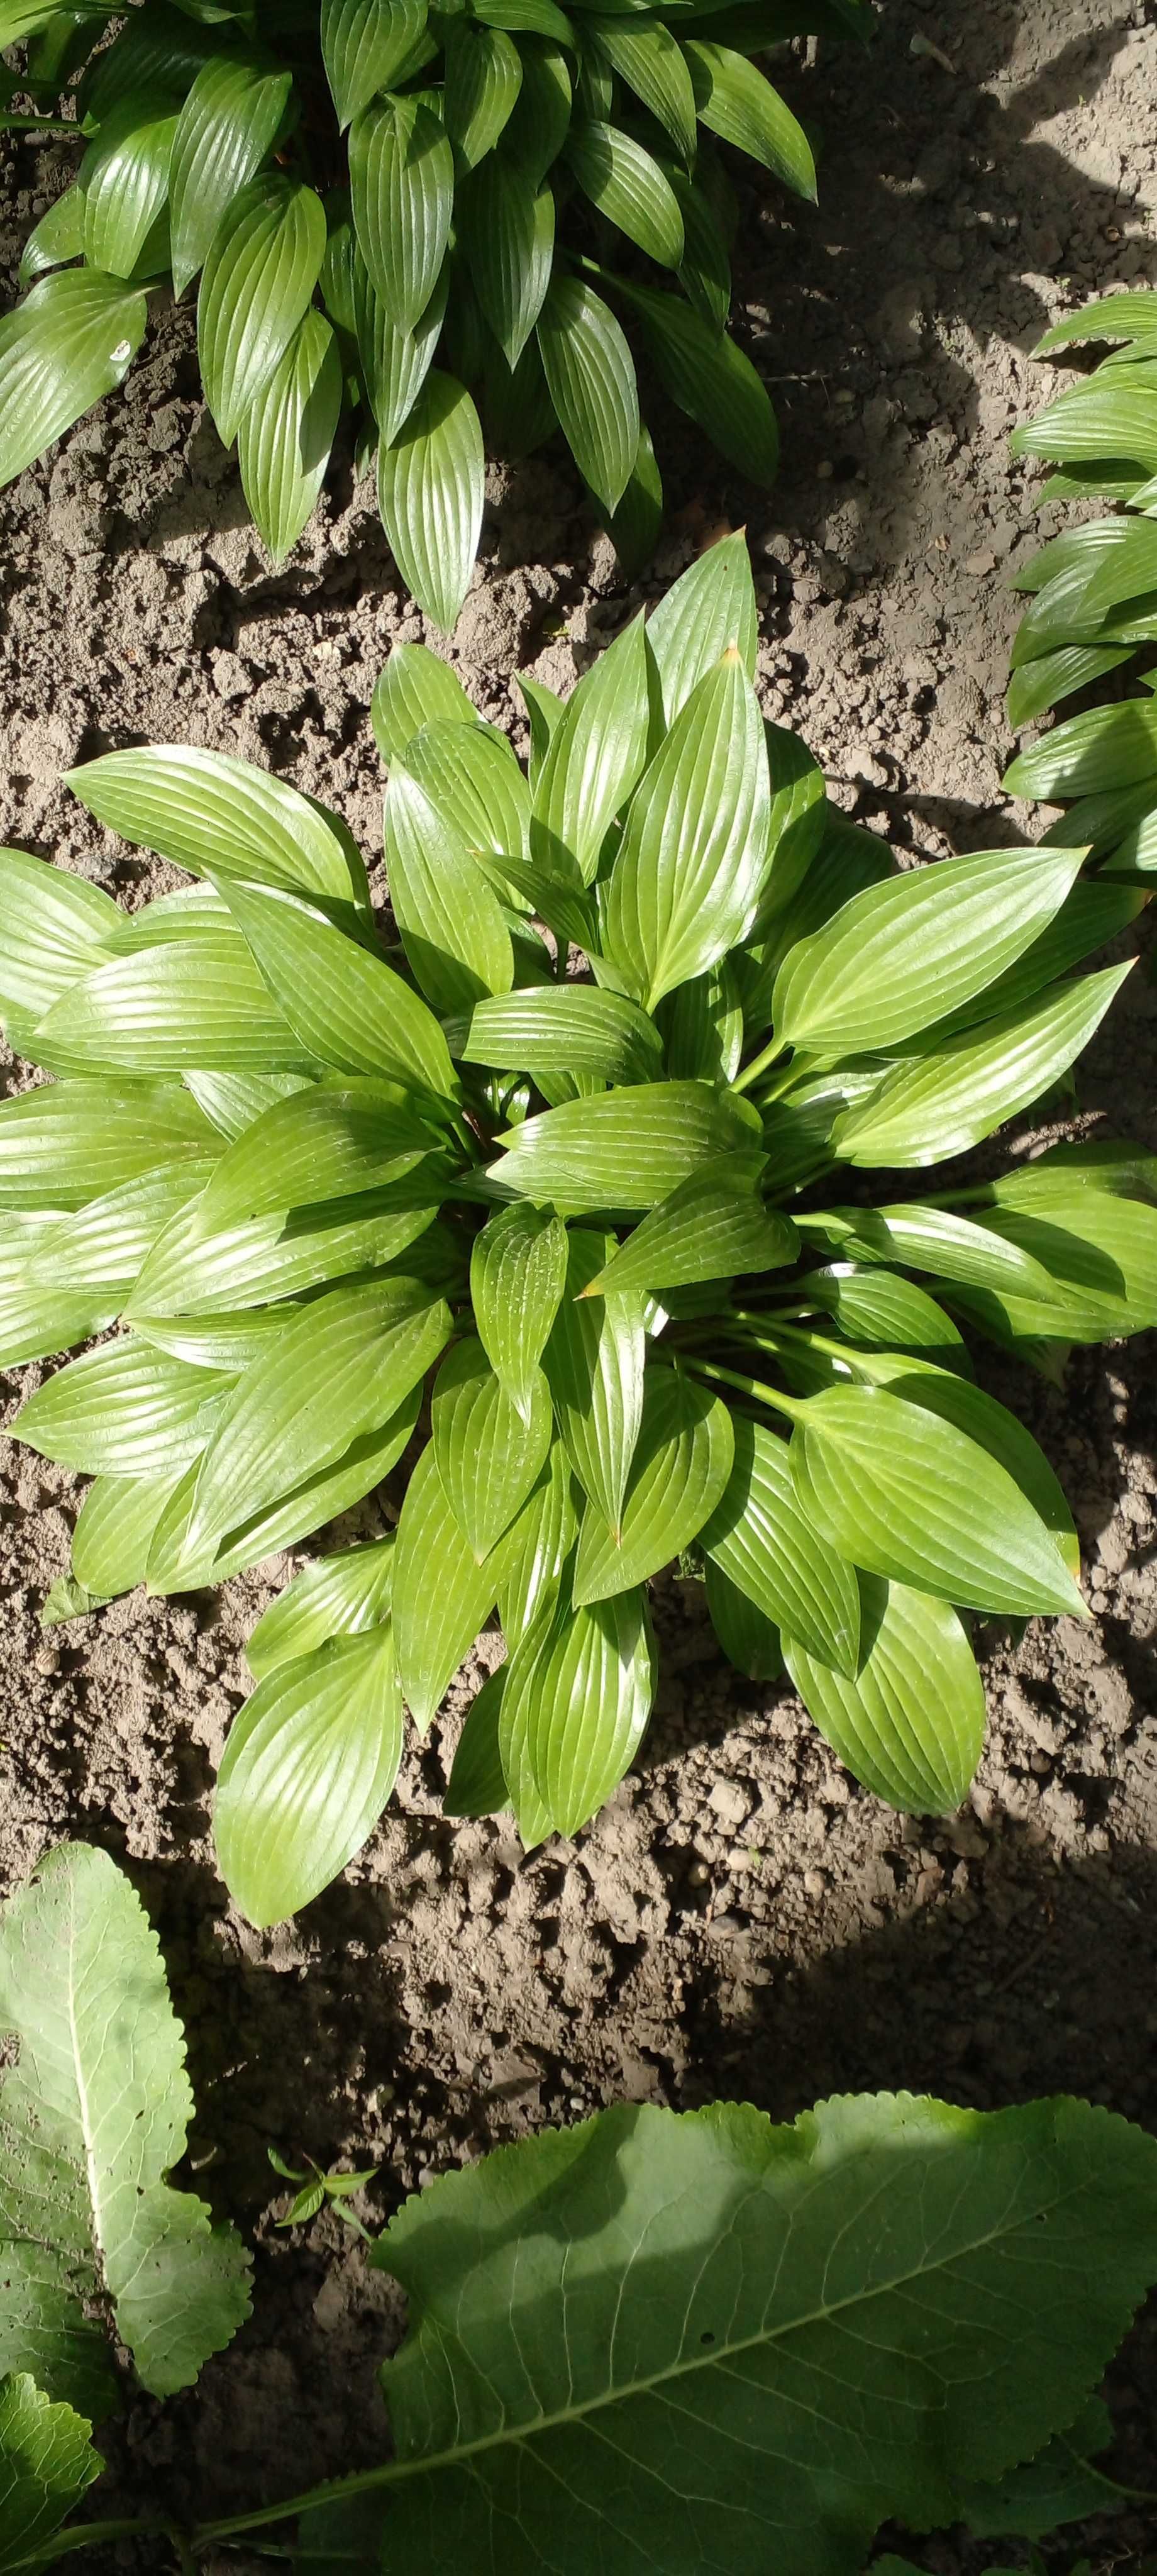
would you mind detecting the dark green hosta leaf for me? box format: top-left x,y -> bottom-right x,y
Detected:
0,270 -> 148,490
604,652 -> 770,1008
0,2376 -> 101,2573
645,530 -> 758,724
601,418 -> 663,575
238,309 -> 343,565
215,1624 -> 404,1924
536,275 -> 639,514
78,92 -> 178,279
33,918 -> 316,1075
499,1578 -> 655,1838
210,871 -> 457,1097
354,253 -> 446,445
615,276 -> 779,487
69,745 -> 372,923
543,1226 -> 645,1533
1004,699 -> 1157,801
700,1411 -> 859,1673
0,847 -> 120,1050
470,1202 -> 569,1419
453,986 -> 662,1084
1006,640 -> 1133,732
126,1190 -> 440,1319
350,95 -> 453,331
0,1842 -> 250,2414
565,119 -> 684,266
572,1367 -> 733,1605
392,1440 -> 501,1728
784,1578 -> 985,1814
587,13 -> 697,160
378,369 -> 485,633
443,1666 -> 508,1818
323,0 -> 427,128
444,19 -> 522,167
495,1441 -> 577,1641
657,959 -> 744,1083
19,187 -> 85,289
169,52 -> 292,296
503,33 -> 572,186
834,965 -> 1131,1168
474,0 -> 573,38
14,1339 -> 230,1477
433,1337 -> 553,1559
773,845 -> 1085,1055
529,609 -> 650,886
197,174 -> 327,445
465,157 -> 554,367
70,1469 -> 187,1599
372,641 -> 477,763
246,1535 -> 394,1677
704,1556 -> 782,1680
383,763 -> 514,1007
195,1082 -> 448,1232
585,1153 -> 795,1295
790,1383 -> 1087,1619
684,40 -> 816,197
0,1077 -> 218,1212
670,159 -> 732,328
497,1078 -> 760,1209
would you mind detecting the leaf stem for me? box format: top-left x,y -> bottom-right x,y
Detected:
682,1355 -> 802,1422
731,1032 -> 787,1096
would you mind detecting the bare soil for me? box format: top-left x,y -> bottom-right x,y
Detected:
1,0 -> 1156,2558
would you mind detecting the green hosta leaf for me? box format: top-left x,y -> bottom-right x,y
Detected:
536,275 -> 639,514
353,252 -> 447,444
807,1200 -> 1064,1302
800,1266 -> 968,1368
0,1179 -> 201,1370
497,1078 -> 760,1209
773,845 -> 1085,1055
198,174 -> 326,445
210,872 -> 457,1098
670,159 -> 731,328
78,92 -> 177,279
372,641 -> 477,763
19,186 -> 85,289
585,1153 -> 795,1295
974,1189 -> 1157,1338
572,1367 -> 733,1604
0,270 -> 148,490
148,1382 -> 422,1594
543,1226 -> 645,1533
503,33 -> 572,186
685,40 -> 815,196
0,1077 -> 218,1213
601,417 -> 663,575
0,2377 -> 101,2573
790,1384 -> 1087,1619
398,716 -> 530,865
182,1275 -> 450,1563
657,959 -> 744,1083
588,13 -> 697,160
350,96 -> 453,331
378,369 -> 485,633
238,308 -> 343,564
130,1308 -> 291,1372
530,609 -> 650,886
444,19 -> 522,168
126,1191 -> 440,1318
433,1336 -> 553,1558
465,158 -> 554,367
69,745 -> 371,921
196,1082 -> 447,1232
215,1625 -> 404,1925
383,764 -> 514,1008
0,848 -> 121,1051
500,1579 -> 655,1838
704,1556 -> 782,1680
246,1536 -> 394,1677
444,1665 -> 509,1817
495,1440 -> 578,1641
616,276 -> 779,486
323,0 -> 427,127
71,1468 -> 186,1599
1009,370 -> 1157,474
604,652 -> 770,1008
33,919 -> 316,1075
645,530 -> 758,723
834,965 -> 1130,1167
566,120 -> 684,265
14,1340 -> 230,1477
453,986 -> 662,1084
169,52 -> 292,296
784,1579 -> 985,1814
824,1365 -> 1081,1584
1004,699 -> 1157,801
0,1842 -> 250,2411
700,1412 -> 860,1673
1006,641 -> 1133,732
470,1202 -> 568,1420
392,1440 -> 501,1727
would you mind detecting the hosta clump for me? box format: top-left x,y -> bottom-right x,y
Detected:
3,535 -> 1156,1927
0,0 -> 870,624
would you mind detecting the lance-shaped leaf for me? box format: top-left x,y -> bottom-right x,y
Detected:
147,1382 -> 422,1595
657,960 -> 744,1084
585,1155 -> 795,1296
588,13 -> 697,160
470,1202 -> 568,1420
398,717 -> 530,864
805,1201 -> 1065,1302
616,275 -> 779,487
33,919 -> 317,1075
355,255 -> 447,445
543,1226 -> 645,1534
700,1411 -> 860,1674
68,745 -> 371,921
645,529 -> 758,725
0,847 -> 120,1052
198,174 -> 326,445
13,1340 -> 230,1478
433,1336 -> 553,1559
566,120 -> 684,267
0,1842 -> 250,2412
0,2377 -> 101,2573
500,1579 -> 656,1838
372,641 -> 477,763
705,1557 -> 783,1681
78,94 -> 178,280
392,1440 -> 501,1728
978,1189 -> 1157,1336
0,270 -> 148,491
246,1536 -> 394,1679
0,1161 -> 216,1368
194,1083 -> 446,1233
530,609 -> 651,886
239,308 -> 343,565
465,158 -> 554,367
800,1267 -> 968,1368
834,965 -> 1131,1168
0,1077 -> 218,1213
790,1384 -> 1087,1619
495,1441 -> 578,1643
684,40 -> 816,197
129,1308 -> 291,1374
503,31 -> 572,186
572,1367 -> 733,1606
71,1469 -> 187,1599
444,1665 -> 509,1818
497,1079 -> 760,1211
444,19 -> 522,167
169,52 -> 293,296
126,1191 -> 440,1319
772,845 -> 1087,1055
537,275 -> 639,514
350,96 -> 453,331
215,1624 -> 404,1926
209,873 -> 457,1098
453,986 -> 662,1085
604,653 -> 770,1009
384,764 -> 514,1009
783,1579 -> 986,1814
323,0 -> 428,128
1005,698 -> 1157,801
378,369 -> 485,635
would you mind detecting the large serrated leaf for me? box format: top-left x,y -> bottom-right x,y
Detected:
197,174 -> 326,445
215,1624 -> 404,1925
0,270 -> 148,491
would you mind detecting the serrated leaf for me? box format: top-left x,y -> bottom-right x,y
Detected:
384,763 -> 514,1007
454,985 -> 663,1084
433,1336 -> 553,1558
323,0 -> 427,127
784,1578 -> 985,1814
392,1440 -> 501,1728
465,157 -> 554,367
0,2376 -> 101,2573
588,13 -> 697,160
70,1468 -> 186,1598
567,119 -> 684,264
530,609 -> 651,886
497,1077 -> 760,1210
572,1367 -> 733,1604
700,1411 -> 860,1673
238,308 -> 343,564
378,368 -> 484,632
543,1225 -> 645,1531
684,40 -> 815,196
246,1536 -> 394,1678
616,274 -> 778,485
500,1579 -> 655,1836
604,652 -> 770,1008
537,274 -> 639,513
0,1843 -> 250,2410
470,1202 -> 569,1419
0,270 -> 148,490
833,965 -> 1131,1167
198,174 -> 326,445
68,745 -> 371,922
209,871 -> 457,1098
215,1624 -> 404,1924
14,1338 -> 230,1477
443,1665 -> 509,1818
645,530 -> 758,723
350,95 -> 453,330
585,1153 -> 795,1295
958,2396 -> 1126,2540
372,641 -> 477,763
169,51 -> 292,296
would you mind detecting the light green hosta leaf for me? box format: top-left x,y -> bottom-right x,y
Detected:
454,987 -> 662,1085
645,531 -> 758,724
1004,699 -> 1157,801
182,1276 -> 450,1565
1033,287 -> 1157,351
433,1338 -> 552,1560
372,641 -> 477,763
1009,370 -> 1157,474
323,0 -> 427,127
544,1226 -> 645,1534
1006,640 -> 1133,731
384,765 -> 514,1009
350,96 -> 453,331
530,609 -> 650,886
834,966 -> 1130,1168
14,1340 -> 230,1478
790,1383 -> 1087,1619
71,1470 -> 185,1599
805,1200 -> 1064,1302
566,120 -> 684,265
801,1267 -> 968,1367
616,275 -> 779,487
78,92 -> 177,280
500,1579 -> 655,1838
465,158 -> 554,368
126,1191 -> 438,1318
246,1536 -> 394,1679
69,745 -> 371,923
378,369 -> 485,634
392,1440 -> 501,1728
147,1382 -> 421,1594
211,872 -> 457,1098
537,274 -> 639,514
0,1078 -> 218,1213
0,2376 -> 101,2574
33,919 -> 316,1075
586,1154 -> 795,1295
443,1666 -> 509,1818
572,1368 -> 733,1605
0,1160 -> 214,1367
604,653 -> 770,1009
239,308 -> 343,565
975,1189 -> 1157,1337
700,1411 -> 860,1674
198,174 -> 326,445
444,19 -> 522,168
657,960 -> 745,1083
215,1624 -> 404,1925
784,1577 -> 985,1814
470,1203 -> 568,1421
0,1219 -> 118,1372
704,1557 -> 782,1681
588,14 -> 697,160
497,1079 -> 760,1211
0,1842 -> 250,2412
773,845 -> 1085,1055
397,718 -> 530,865
685,40 -> 815,197
828,1363 -> 1081,1585
0,848 -> 120,1050
169,52 -> 294,296
128,1307 -> 291,1372
495,1441 -> 578,1643
0,270 -> 148,491
195,1082 -> 446,1232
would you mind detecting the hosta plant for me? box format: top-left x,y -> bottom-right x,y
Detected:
3,536 -> 1156,1925
1005,287 -> 1157,875
0,0 -> 871,624
4,1850 -> 1157,2575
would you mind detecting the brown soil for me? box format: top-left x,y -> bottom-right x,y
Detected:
1,0 -> 1156,2560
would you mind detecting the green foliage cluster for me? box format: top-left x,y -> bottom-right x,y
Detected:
1005,287 -> 1157,877
2,1845 -> 1156,2576
0,0 -> 870,623
3,536 -> 1155,1924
